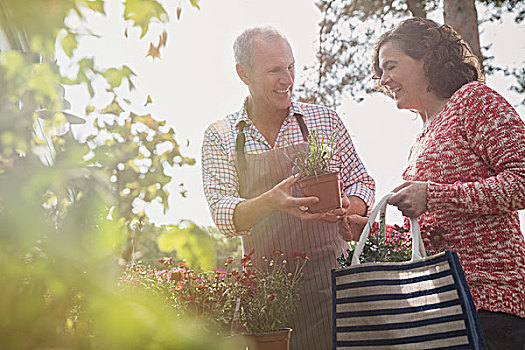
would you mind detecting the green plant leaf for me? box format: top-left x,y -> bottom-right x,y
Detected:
102,65 -> 136,89
82,0 -> 105,14
101,100 -> 125,116
60,31 -> 77,57
124,0 -> 168,38
189,0 -> 200,10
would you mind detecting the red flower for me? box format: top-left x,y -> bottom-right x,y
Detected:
157,257 -> 175,266
267,294 -> 275,301
180,294 -> 195,303
243,269 -> 256,279
242,269 -> 257,286
241,249 -> 255,266
273,249 -> 284,256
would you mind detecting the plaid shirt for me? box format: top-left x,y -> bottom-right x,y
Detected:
201,100 -> 375,237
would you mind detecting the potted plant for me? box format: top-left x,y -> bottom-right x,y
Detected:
119,249 -> 309,350
119,257 -> 246,334
287,129 -> 342,213
238,249 -> 308,350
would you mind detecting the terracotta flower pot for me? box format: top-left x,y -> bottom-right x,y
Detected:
298,171 -> 341,213
243,328 -> 292,350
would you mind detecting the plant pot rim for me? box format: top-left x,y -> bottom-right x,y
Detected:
298,170 -> 339,180
242,327 -> 293,336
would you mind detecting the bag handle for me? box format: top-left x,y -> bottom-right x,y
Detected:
351,193 -> 427,265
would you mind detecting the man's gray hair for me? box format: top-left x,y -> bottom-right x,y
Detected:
233,26 -> 290,69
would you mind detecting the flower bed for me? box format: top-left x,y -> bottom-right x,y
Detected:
120,249 -> 309,335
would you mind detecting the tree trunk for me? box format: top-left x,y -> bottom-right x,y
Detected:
443,0 -> 483,65
406,0 -> 427,18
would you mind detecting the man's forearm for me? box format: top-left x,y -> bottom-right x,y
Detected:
347,195 -> 367,217
233,191 -> 274,232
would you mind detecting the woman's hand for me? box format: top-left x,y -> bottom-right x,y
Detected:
388,181 -> 428,218
320,182 -> 368,241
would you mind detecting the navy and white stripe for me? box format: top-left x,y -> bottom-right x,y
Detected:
332,251 -> 486,349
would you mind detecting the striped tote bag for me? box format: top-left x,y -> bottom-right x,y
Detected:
332,194 -> 486,349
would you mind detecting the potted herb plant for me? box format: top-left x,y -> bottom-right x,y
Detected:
287,129 -> 342,213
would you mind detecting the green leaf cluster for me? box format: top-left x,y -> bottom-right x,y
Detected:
286,129 -> 342,178
124,0 -> 169,38
0,0 -> 240,348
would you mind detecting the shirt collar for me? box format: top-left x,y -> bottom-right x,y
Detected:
234,98 -> 306,129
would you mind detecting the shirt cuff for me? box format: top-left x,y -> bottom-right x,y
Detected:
214,197 -> 251,238
346,184 -> 375,215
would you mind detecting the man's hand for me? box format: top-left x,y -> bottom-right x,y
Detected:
234,175 -> 327,231
388,181 -> 428,218
266,175 -> 325,221
339,214 -> 369,241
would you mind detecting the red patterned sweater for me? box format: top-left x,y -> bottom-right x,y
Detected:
403,81 -> 525,318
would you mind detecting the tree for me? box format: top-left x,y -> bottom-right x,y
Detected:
297,0 -> 525,108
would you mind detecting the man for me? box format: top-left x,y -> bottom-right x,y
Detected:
201,26 -> 375,349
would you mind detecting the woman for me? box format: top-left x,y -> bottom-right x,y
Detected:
371,17 -> 525,349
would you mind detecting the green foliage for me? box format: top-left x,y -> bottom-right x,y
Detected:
0,0 -> 239,347
157,222 -> 216,269
189,0 -> 201,10
101,65 -> 136,90
205,225 -> 243,268
124,0 -> 169,38
87,108 -> 192,222
120,257 -> 247,336
60,31 -> 78,58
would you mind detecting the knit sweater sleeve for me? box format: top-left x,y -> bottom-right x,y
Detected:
427,84 -> 525,214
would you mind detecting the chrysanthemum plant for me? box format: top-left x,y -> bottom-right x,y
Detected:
119,250 -> 309,335
337,215 -> 449,266
238,249 -> 309,334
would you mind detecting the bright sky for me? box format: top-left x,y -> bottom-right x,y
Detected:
66,0 -> 525,231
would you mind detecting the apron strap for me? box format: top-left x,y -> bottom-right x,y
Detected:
235,120 -> 248,176
235,115 -> 309,176
295,114 -> 309,142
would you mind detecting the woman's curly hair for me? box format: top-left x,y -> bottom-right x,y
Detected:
372,17 -> 485,99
